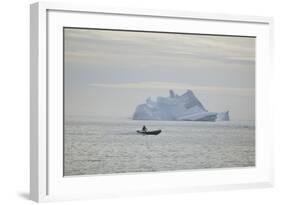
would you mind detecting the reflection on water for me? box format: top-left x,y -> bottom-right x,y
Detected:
64,118 -> 255,176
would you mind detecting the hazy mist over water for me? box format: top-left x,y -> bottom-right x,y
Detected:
63,28 -> 255,176
64,28 -> 255,121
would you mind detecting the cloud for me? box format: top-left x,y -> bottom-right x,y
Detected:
89,82 -> 254,96
64,28 -> 255,67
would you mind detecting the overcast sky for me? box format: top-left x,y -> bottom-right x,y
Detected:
64,28 -> 255,121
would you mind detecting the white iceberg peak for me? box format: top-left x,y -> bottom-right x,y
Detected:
169,89 -> 175,98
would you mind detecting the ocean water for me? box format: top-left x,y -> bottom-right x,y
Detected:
64,118 -> 255,176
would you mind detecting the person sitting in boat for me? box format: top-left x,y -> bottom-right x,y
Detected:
142,125 -> 147,132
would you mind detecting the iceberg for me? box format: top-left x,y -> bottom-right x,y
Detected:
132,89 -> 229,122
216,111 -> 230,121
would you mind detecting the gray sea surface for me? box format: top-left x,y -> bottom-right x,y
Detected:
64,117 -> 255,176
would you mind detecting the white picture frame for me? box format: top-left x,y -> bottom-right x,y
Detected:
30,2 -> 274,202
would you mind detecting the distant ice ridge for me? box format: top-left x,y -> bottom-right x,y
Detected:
132,90 -> 229,121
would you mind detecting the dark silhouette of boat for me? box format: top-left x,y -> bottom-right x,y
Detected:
136,129 -> 162,135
